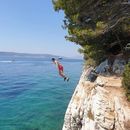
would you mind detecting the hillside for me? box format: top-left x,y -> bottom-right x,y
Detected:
0,52 -> 83,61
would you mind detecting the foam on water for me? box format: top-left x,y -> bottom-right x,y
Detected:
0,61 -> 13,63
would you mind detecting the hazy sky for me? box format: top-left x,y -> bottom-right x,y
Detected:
0,0 -> 81,57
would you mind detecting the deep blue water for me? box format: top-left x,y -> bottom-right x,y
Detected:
0,59 -> 82,130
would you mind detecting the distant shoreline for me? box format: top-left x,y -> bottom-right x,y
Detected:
0,51 -> 83,60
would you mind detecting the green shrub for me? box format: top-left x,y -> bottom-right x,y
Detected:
122,62 -> 130,101
85,58 -> 96,67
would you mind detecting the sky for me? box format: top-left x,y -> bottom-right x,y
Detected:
0,0 -> 81,58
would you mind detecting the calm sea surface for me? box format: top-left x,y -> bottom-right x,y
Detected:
0,59 -> 82,130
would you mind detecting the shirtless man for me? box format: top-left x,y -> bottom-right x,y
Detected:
52,58 -> 69,81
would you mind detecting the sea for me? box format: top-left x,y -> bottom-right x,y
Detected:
0,58 -> 83,130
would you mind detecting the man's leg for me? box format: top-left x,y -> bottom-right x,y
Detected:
59,70 -> 66,78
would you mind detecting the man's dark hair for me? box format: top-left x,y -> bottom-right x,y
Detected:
52,58 -> 55,61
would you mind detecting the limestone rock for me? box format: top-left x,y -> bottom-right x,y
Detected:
62,69 -> 130,130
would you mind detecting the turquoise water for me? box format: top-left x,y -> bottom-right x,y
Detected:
0,59 -> 82,130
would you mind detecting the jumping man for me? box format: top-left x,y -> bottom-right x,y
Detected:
52,58 -> 69,81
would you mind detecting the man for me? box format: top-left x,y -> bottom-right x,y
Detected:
52,58 -> 69,81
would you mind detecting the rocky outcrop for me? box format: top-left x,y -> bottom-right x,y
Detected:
62,69 -> 130,130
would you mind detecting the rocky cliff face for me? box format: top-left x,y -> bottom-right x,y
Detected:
62,66 -> 130,130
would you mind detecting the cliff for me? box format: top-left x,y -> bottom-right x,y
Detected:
62,60 -> 130,130
52,1 -> 130,129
